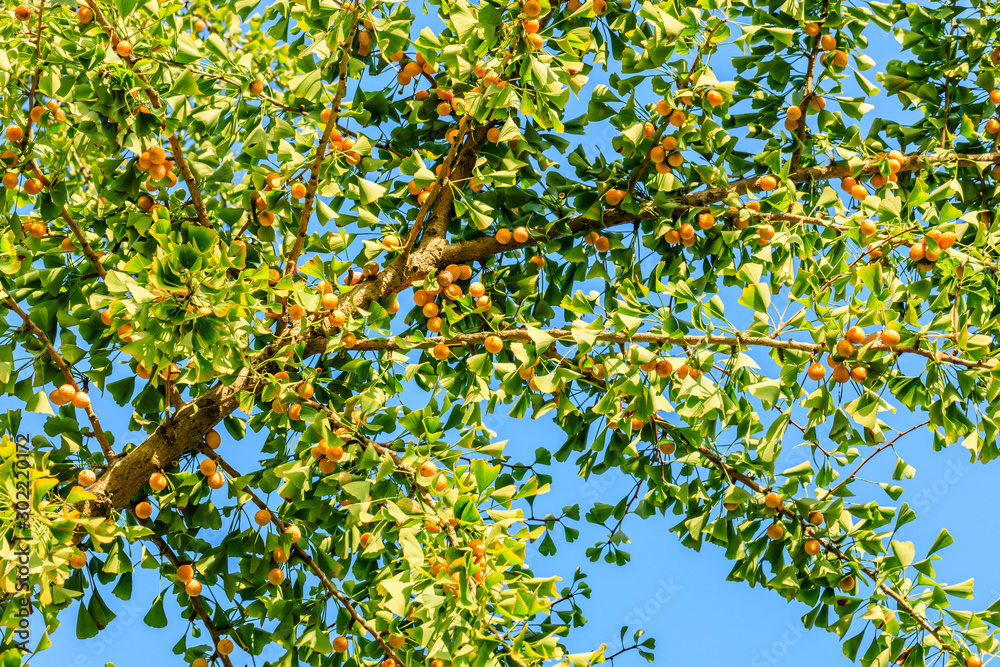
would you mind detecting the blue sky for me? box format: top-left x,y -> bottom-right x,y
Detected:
16,4 -> 1000,667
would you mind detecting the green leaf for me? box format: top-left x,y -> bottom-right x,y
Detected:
890,540 -> 914,568
738,283 -> 770,312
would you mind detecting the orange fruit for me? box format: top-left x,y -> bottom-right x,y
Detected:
846,326 -> 865,344
135,501 -> 153,520
880,330 -> 900,347
206,429 -> 221,449
71,391 -> 91,409
207,471 -> 225,489
149,472 -> 167,491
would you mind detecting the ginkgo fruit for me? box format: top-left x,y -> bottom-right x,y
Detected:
150,472 -> 167,491
846,326 -> 865,344
207,471 -> 225,489
135,501 -> 153,519
880,330 -> 900,347
78,469 -> 96,486
206,429 -> 221,449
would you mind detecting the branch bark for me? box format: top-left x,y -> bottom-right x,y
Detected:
3,294 -> 116,461
347,328 -> 994,370
285,11 -> 360,276
144,524 -> 235,667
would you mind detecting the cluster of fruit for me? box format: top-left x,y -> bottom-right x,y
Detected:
48,382 -> 91,409
412,263 -> 488,333
135,145 -> 178,190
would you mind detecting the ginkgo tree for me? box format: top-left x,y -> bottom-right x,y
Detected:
2,0 -> 1000,664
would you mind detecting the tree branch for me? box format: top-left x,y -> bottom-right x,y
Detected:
3,294 -> 115,461
203,450 -> 404,666
348,328 -> 994,370
285,12 -> 360,276
143,523 -> 235,667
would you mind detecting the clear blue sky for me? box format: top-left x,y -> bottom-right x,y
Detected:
20,6 -> 1000,667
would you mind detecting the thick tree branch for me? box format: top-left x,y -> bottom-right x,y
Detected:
434,151 -> 1000,269
399,115 -> 477,267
